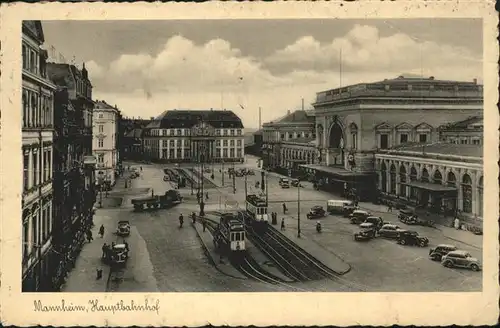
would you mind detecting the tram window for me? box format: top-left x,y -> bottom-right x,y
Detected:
264,208 -> 268,214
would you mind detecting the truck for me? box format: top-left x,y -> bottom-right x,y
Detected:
131,190 -> 183,211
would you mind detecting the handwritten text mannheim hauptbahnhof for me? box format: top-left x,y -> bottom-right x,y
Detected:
34,299 -> 160,314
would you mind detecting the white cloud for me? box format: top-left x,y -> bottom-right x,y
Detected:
85,25 -> 482,128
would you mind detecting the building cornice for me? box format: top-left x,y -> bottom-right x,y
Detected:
375,153 -> 482,169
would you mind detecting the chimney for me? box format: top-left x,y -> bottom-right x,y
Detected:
429,76 -> 435,80
473,78 -> 477,84
287,110 -> 291,115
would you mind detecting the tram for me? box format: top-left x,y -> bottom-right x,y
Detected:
245,194 -> 269,233
213,213 -> 246,253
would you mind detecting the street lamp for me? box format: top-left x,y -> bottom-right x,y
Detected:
297,178 -> 301,238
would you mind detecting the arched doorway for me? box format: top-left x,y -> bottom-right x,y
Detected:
462,174 -> 472,213
421,168 -> 430,182
419,168 -> 430,206
390,164 -> 397,194
329,122 -> 344,148
399,165 -> 407,197
478,176 -> 483,217
380,162 -> 387,192
409,166 -> 418,200
445,171 -> 457,214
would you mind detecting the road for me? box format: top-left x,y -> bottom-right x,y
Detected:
67,157 -> 482,292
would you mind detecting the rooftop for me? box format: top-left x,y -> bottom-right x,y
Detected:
439,116 -> 483,131
315,76 -> 483,105
124,128 -> 143,138
380,142 -> 483,159
94,100 -> 120,113
263,110 -> 315,127
145,109 -> 243,129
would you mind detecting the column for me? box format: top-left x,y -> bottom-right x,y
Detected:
471,178 -> 477,216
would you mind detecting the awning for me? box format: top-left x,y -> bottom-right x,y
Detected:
299,164 -> 374,178
402,181 -> 458,193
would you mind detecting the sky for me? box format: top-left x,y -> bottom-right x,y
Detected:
41,19 -> 483,128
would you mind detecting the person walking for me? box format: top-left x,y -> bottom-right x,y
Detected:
96,268 -> 103,280
86,230 -> 93,243
202,219 -> 207,232
101,243 -> 108,259
99,225 -> 105,238
387,203 -> 393,212
281,218 -> 285,231
206,192 -> 209,200
282,203 -> 287,214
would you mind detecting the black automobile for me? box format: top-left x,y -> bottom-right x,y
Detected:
349,210 -> 370,224
342,205 -> 357,218
364,216 -> 384,230
397,231 -> 429,247
429,244 -> 458,261
247,170 -> 255,175
354,222 -> 376,241
398,209 -> 415,223
307,206 -> 326,219
291,179 -> 301,187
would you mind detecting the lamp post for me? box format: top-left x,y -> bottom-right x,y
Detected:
297,178 -> 301,238
221,160 -> 225,186
232,161 -> 236,194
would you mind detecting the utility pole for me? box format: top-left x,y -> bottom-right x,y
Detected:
297,180 -> 301,238
221,160 -> 225,186
259,107 -> 262,130
232,161 -> 236,194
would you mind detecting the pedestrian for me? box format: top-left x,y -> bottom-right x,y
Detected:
99,225 -> 105,238
281,218 -> 285,231
140,166 -> 143,172
206,192 -> 209,200
387,204 -> 393,212
87,231 -> 93,243
96,268 -> 103,280
124,241 -> 129,251
101,243 -> 108,259
454,217 -> 460,230
202,219 -> 207,232
282,203 -> 287,214
125,180 -> 128,189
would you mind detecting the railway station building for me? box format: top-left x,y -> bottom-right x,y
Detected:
142,109 -> 245,163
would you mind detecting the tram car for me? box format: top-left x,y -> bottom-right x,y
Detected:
213,213 -> 246,253
245,194 -> 269,232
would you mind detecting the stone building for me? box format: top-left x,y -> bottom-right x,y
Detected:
21,20 -> 57,292
262,109 -> 316,174
142,109 -> 245,163
300,75 -> 482,199
46,62 -> 96,290
438,116 -> 483,145
93,100 -> 121,188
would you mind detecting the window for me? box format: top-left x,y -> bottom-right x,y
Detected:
237,139 -> 242,146
223,130 -> 228,136
41,208 -> 46,242
47,150 -> 52,179
380,134 -> 389,149
99,125 -> 104,133
237,129 -> 242,136
176,148 -> 182,159
400,134 -> 408,144
98,139 -> 104,148
215,129 -> 220,136
230,140 -> 235,146
237,148 -> 242,158
169,140 -> 175,147
32,213 -> 38,246
176,129 -> 182,136
23,221 -> 29,261
216,149 -> 221,157
169,130 -> 174,136
289,133 -> 293,139
223,140 -> 228,147
230,129 -> 235,136
98,113 -> 103,119
460,138 -> 467,144
230,149 -> 235,158
23,153 -> 29,191
472,139 -> 480,145
419,134 -> 427,143
22,44 -> 28,69
33,151 -> 39,186
98,154 -> 104,163
280,134 -> 285,140
216,140 -> 221,146
351,133 -> 357,149
223,149 -> 228,157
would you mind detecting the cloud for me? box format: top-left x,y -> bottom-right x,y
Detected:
265,24 -> 482,75
84,25 -> 482,128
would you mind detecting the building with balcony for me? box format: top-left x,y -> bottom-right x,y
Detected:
93,100 -> 121,188
141,109 -> 245,163
261,109 -> 316,175
46,62 -> 96,290
21,20 -> 57,292
438,116 -> 483,145
299,75 -> 483,200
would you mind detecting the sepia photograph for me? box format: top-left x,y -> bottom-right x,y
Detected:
1,1 -> 498,326
21,17 -> 485,293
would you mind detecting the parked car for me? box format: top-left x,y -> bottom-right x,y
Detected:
307,206 -> 326,219
397,230 -> 429,247
116,220 -> 131,237
327,199 -> 353,215
342,204 -> 358,218
364,216 -> 384,230
109,244 -> 129,266
429,244 -> 458,261
291,179 -> 301,187
349,210 -> 370,224
441,250 -> 481,271
354,222 -> 376,241
398,209 -> 415,223
378,224 -> 405,239
247,170 -> 255,175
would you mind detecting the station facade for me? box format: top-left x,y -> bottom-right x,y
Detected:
142,109 -> 245,163
262,76 -> 484,219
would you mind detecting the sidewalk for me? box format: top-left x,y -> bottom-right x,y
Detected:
358,201 -> 483,249
61,210 -> 118,292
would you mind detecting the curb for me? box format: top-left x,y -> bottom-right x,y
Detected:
191,222 -> 246,280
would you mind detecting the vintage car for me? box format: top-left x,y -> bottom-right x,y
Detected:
378,224 -> 405,239
247,170 -> 255,176
116,220 -> 131,236
349,210 -> 371,224
400,213 -> 435,227
441,250 -> 481,271
364,216 -> 384,230
429,244 -> 458,261
398,209 -> 415,223
110,244 -> 129,265
342,204 -> 358,217
307,206 -> 326,219
354,222 -> 376,241
291,179 -> 301,187
397,230 -> 429,247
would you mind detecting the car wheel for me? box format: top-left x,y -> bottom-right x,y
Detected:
419,240 -> 426,247
443,260 -> 453,268
470,264 -> 480,271
400,239 -> 406,245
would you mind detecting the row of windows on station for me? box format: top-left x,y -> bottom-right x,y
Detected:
148,128 -> 243,137
144,139 -> 243,148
